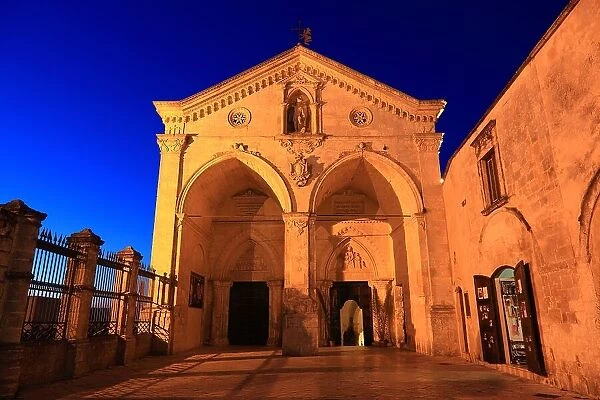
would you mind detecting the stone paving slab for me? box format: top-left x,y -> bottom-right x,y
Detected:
19,347 -> 591,399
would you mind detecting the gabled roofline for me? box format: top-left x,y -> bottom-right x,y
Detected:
442,0 -> 579,179
154,44 -> 446,122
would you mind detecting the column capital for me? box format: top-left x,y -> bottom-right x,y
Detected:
282,212 -> 314,235
156,134 -> 190,155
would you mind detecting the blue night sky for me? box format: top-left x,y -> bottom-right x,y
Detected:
1,1 -> 567,263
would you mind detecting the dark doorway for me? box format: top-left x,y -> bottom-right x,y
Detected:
330,281 -> 373,346
228,282 -> 269,345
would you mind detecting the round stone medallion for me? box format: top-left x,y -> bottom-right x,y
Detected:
349,107 -> 373,127
228,107 -> 251,127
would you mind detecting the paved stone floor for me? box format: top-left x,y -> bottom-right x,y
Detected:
20,347 -> 590,399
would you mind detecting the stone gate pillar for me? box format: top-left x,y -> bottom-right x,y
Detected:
413,134 -> 459,356
0,200 -> 46,399
267,280 -> 283,345
116,246 -> 142,365
281,213 -> 318,356
317,280 -> 332,346
211,280 -> 232,346
369,280 -> 393,344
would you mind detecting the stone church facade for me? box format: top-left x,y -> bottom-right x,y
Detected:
150,0 -> 599,395
151,44 -> 457,357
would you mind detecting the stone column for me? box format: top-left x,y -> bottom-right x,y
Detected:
317,280 -> 332,346
281,213 -> 318,356
150,134 -> 189,276
116,246 -> 141,365
0,200 -> 46,399
65,228 -> 103,378
211,280 -> 232,346
267,280 -> 283,346
413,134 -> 459,356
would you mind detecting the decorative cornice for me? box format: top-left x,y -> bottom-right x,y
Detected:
156,134 -> 189,154
470,120 -> 496,157
413,133 -> 443,153
154,46 -> 445,132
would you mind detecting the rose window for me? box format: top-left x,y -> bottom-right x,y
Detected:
350,108 -> 373,127
228,108 -> 251,127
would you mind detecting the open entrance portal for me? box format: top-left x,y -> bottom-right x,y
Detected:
330,282 -> 373,346
228,282 -> 269,345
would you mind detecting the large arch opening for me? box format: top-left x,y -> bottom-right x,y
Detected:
174,154 -> 289,350
310,152 -> 424,349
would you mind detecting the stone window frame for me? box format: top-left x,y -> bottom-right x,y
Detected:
470,120 -> 508,215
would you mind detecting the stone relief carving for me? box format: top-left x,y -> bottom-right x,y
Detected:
350,107 -> 373,127
413,135 -> 442,152
232,142 -> 261,156
290,154 -> 311,187
470,120 -> 496,157
228,107 -> 251,128
283,288 -> 318,314
279,136 -> 324,156
286,218 -> 308,235
341,246 -> 367,270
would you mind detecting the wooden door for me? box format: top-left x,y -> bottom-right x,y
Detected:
473,275 -> 504,363
514,262 -> 546,375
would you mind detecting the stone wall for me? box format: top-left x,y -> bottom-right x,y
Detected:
443,0 -> 600,396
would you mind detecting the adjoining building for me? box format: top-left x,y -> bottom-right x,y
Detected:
444,0 -> 600,394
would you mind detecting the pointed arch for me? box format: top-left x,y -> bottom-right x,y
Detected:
216,229 -> 282,280
309,151 -> 423,214
177,151 -> 293,214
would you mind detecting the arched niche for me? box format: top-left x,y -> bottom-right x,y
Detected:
285,90 -> 312,134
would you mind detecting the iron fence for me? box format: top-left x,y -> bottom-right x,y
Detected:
21,227 -> 177,346
134,264 -> 154,334
21,229 -> 81,342
88,250 -> 128,337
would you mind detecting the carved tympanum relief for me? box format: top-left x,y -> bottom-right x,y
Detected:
340,246 -> 367,270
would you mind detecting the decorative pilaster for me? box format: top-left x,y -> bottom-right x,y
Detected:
211,280 -> 232,346
411,132 -> 459,356
150,134 -> 190,277
267,280 -> 283,345
116,246 -> 142,365
0,200 -> 46,399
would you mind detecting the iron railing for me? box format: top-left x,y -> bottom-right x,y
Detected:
88,250 -> 128,337
21,229 -> 81,342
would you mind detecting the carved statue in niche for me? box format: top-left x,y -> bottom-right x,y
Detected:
286,91 -> 311,134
